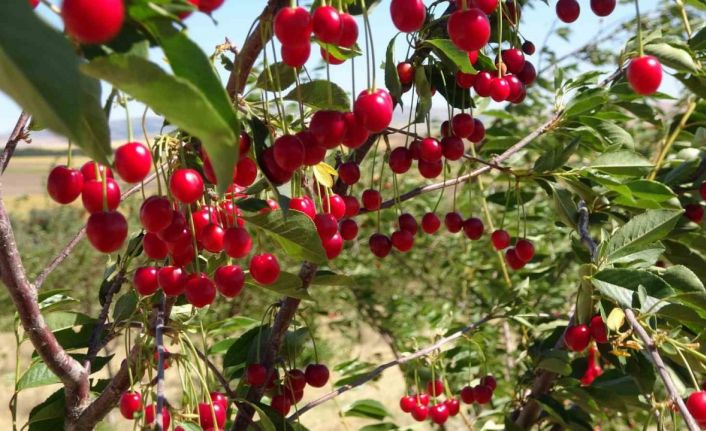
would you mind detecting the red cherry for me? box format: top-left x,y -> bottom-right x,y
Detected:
469,119 -> 486,143
522,40 -> 536,55
260,147 -> 293,185
501,48 -> 525,74
503,0 -> 522,24
134,266 -> 158,296
441,136 -> 465,161
274,6 -> 312,45
305,363 -> 330,387
185,273 -> 217,308
249,253 -> 280,285
473,385 -> 493,404
391,230 -> 414,252
158,210 -> 187,243
390,0 -> 426,32
419,137 -> 442,162
700,182 -> 706,201
246,363 -> 268,386
312,6 -> 342,44
140,196 -> 172,233
310,110 -> 346,149
290,196 -> 317,219
369,233 -> 392,258
397,62 -> 415,86
354,89 -> 393,133
556,0 -> 580,23
47,165 -> 84,204
323,194 -> 346,220
315,213 -> 339,239
158,266 -> 186,296
284,369 -> 307,393
114,142 -> 152,183
389,147 -> 413,173
398,213 -> 418,235
339,218 -> 358,240
452,113 -> 474,138
515,239 -> 535,262
169,169 -> 204,204
273,135 -> 305,172
687,391 -> 706,424
362,189 -> 382,211
474,71 -> 493,97
685,203 -> 704,223
517,61 -> 537,86
80,161 -> 112,181
29,0 -> 40,8
271,394 -> 291,416
198,402 -> 226,429
210,392 -> 228,411
223,227 -> 252,259
198,0 -> 224,13
590,0 -> 615,16
342,112 -> 370,149
292,131 -> 323,167
409,139 -> 422,160
338,161 -> 361,185
339,13 -> 358,47
463,217 -> 484,240
422,212 -> 441,234
61,0 -> 124,44
430,403 -> 449,424
143,232 -> 169,260
627,55 -> 663,96
490,77 -> 510,102
238,132 -> 252,154
400,395 -> 416,412
281,42 -> 311,68
447,9 -> 490,52
564,324 -> 591,352
411,404 -> 428,421
589,315 -> 608,343
417,393 -> 430,406
200,224 -> 225,253
81,179 -> 120,214
170,246 -> 195,267
446,398 -> 461,416
505,248 -> 525,270
506,75 -> 524,101
177,0 -> 199,19
480,375 -> 497,391
321,47 -> 346,65
322,231 -> 343,259
86,211 -> 127,253
119,391 -> 143,419
445,212 -> 464,233
418,159 -> 443,177
460,386 -> 475,404
145,405 -> 170,430
192,207 -> 215,235
427,379 -> 444,398
491,229 -> 511,250
234,157 -> 258,187
456,71 -> 477,89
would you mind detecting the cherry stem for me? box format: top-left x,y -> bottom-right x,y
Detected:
142,106 -> 162,196
361,0 -> 376,88
377,147 -> 386,231
432,162 -> 447,213
269,37 -> 289,135
361,0 -> 371,90
497,1 -> 503,78
155,295 -> 166,431
672,342 -> 700,391
634,0 -> 644,57
66,140 -> 73,168
185,205 -> 202,274
122,93 -> 133,143
101,165 -> 108,213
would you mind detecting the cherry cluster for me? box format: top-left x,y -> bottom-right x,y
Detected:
120,389 -> 230,430
245,362 -> 331,416
564,314 -> 609,352
398,376 -> 498,425
555,0 -> 616,23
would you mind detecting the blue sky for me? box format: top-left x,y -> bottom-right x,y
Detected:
0,0 -> 662,135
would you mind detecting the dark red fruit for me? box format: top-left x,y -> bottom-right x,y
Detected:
390,0 -> 426,32
422,212 -> 441,234
249,253 -> 280,285
418,159 -> 443,178
169,169 -> 204,204
158,266 -> 186,296
391,230 -> 414,252
369,233 -> 392,258
310,110 -> 346,149
246,363 -> 268,386
456,71 -> 477,89
274,6 -> 312,45
315,213 -> 339,239
398,213 -> 418,235
556,0 -> 580,23
480,375 -> 497,391
340,218 -> 358,240
473,385 -> 492,404
452,113 -> 474,138
362,189 -> 382,211
564,324 -> 591,352
114,142 -> 151,183
185,273 -> 217,308
47,166 -> 83,204
501,48 -> 525,74
447,9 -> 490,52
463,217 -> 484,240
589,315 -> 608,343
469,118 -> 486,143
389,147 -> 413,174
590,0 -> 615,16
342,112 -> 370,149
685,203 -> 704,223
627,55 -> 662,96
441,136 -> 465,161
460,386 -> 475,404
271,394 -> 291,415
134,266 -> 158,296
491,229 -> 511,250
261,147 -> 293,185
427,379 -> 444,398
61,0 -> 124,44
517,61 -> 537,86
445,212 -> 464,233
338,161 -> 361,185
86,211 -> 127,253
515,239 -> 535,262
198,0 -> 223,13
140,196 -> 172,233
522,40 -> 536,55
305,363 -> 330,387
273,135 -> 305,172
215,264 -> 245,298
296,131 -> 326,166
312,5 -> 342,44
143,232 -> 169,260
119,391 -> 143,419
343,195 -> 360,217
700,182 -> 706,201
505,248 -> 525,270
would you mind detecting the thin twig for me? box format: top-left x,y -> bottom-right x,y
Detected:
84,271 -> 127,371
577,200 -> 597,260
0,112 -> 30,175
155,296 -> 166,431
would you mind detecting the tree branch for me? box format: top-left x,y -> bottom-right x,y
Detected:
0,111 -> 30,175
623,309 -> 700,431
289,313 -> 500,420
84,270 -> 127,371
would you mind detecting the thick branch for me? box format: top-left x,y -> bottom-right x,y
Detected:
624,308 -> 700,431
289,313 -> 499,419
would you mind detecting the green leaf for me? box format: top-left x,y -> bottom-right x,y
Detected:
592,269 -> 671,310
244,401 -> 277,431
661,265 -> 705,292
256,62 -> 298,92
533,138 -> 579,172
551,187 -> 577,228
18,355 -> 112,390
344,399 -> 391,420
414,66 -> 432,123
0,1 -> 110,163
424,39 -> 475,73
284,80 -> 350,112
245,272 -> 311,300
82,54 -> 237,194
603,210 -> 683,263
112,291 -> 138,322
244,209 -> 327,264
28,389 -> 64,430
644,42 -> 699,74
311,270 -> 354,286
589,150 -> 652,176
384,34 -> 402,104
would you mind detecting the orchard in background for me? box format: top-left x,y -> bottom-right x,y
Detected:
2,0 -> 706,430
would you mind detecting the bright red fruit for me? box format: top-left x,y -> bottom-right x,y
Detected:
249,253 -> 280,285
427,379 -> 444,397
324,194 -> 346,220
321,47 -> 345,65
234,156 -> 258,187
119,391 -> 143,419
305,363 -> 330,387
339,13 -> 358,47
390,0 -> 426,33
47,165 -> 83,204
389,147 -> 413,173
312,6 -> 342,44
143,233 -> 168,260
134,266 -> 159,296
273,135 -> 305,172
400,395 -> 416,412
469,118 -> 486,143
296,131 -> 326,166
200,224 -> 225,253
322,232 -> 343,259
564,324 -> 591,352
145,404 -> 170,429
473,385 -> 492,404
246,363 -> 268,386
340,218 -> 358,240
447,9 -> 491,52
369,233 -> 392,258
686,391 -> 706,425
452,113 -> 474,138
422,212 -> 441,234
61,0 -> 124,44
86,211 -> 127,253
556,0 -> 580,23
411,404 -> 428,421
474,71 -> 493,97
310,110 -> 346,149
338,162 -> 361,185
362,189 -> 382,211
185,274 -> 217,308
456,71 -> 477,89
397,62 -> 415,86
140,196 -> 172,233
502,48 -> 525,74
114,142 -> 152,183
430,403 -> 449,424
198,0 -> 224,13
626,55 -> 662,96
463,217 -> 484,240
354,89 -> 393,133
491,229 -> 511,250
81,179 -> 120,213
29,0 -> 40,8
490,77 -> 510,102
419,137 -> 442,162
342,112 -> 370,149
281,42 -> 311,68
290,196 -> 317,219
169,169 -> 204,204
198,402 -> 226,429
315,213 -> 339,239
589,315 -> 608,343
441,136 -> 465,161
210,391 -> 228,411
215,265 -> 245,298
446,398 -> 460,416
391,230 -> 414,252
515,239 -> 535,262
274,6 -> 312,45
80,161 -> 112,181
445,212 -> 464,233
590,0 -> 615,16
158,266 -> 186,296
